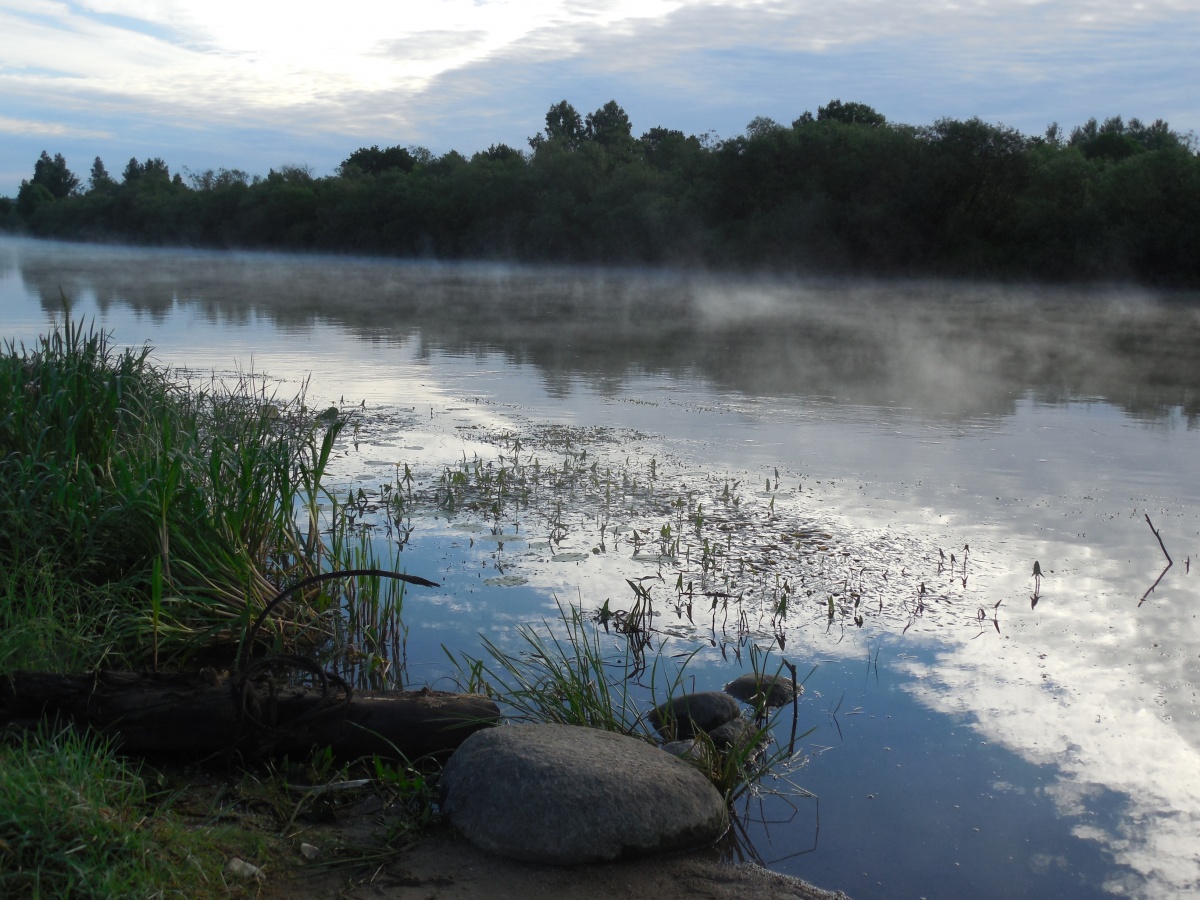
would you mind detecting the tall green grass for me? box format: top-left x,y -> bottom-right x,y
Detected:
0,315 -> 396,672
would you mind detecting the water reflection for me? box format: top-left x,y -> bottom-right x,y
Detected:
8,238 -> 1200,425
3,237 -> 1199,898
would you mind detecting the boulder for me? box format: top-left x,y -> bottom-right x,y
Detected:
439,723 -> 728,865
709,716 -> 762,754
723,673 -> 799,709
648,691 -> 740,739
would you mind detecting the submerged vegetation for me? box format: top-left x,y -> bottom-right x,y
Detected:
5,99 -> 1200,285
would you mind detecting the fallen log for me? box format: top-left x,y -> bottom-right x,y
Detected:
1,670 -> 500,761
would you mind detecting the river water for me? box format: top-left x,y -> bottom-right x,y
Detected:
3,236 -> 1199,899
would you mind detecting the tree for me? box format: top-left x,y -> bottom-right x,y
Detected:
585,101 -> 633,148
89,157 -> 115,193
745,116 -> 784,139
477,143 -> 524,163
187,168 -> 249,191
1069,118 -> 1099,146
339,145 -> 416,177
31,151 -> 80,199
817,100 -> 887,128
16,181 -> 55,219
535,100 -> 585,150
639,128 -> 702,171
122,157 -> 171,184
920,117 -> 1031,260
1126,118 -> 1176,152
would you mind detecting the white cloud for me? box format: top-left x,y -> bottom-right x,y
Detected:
0,115 -> 112,139
0,0 -> 1197,191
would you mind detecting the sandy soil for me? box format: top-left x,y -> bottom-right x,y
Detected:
255,791 -> 849,900
263,824 -> 850,900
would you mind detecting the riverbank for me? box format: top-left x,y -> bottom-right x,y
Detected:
263,821 -> 849,900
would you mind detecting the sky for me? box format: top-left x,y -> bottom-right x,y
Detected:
2,0 -> 1199,196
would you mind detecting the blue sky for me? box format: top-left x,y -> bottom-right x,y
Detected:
2,0 -> 1198,196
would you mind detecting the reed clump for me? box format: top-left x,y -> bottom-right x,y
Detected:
0,315 -> 396,672
448,599 -> 809,806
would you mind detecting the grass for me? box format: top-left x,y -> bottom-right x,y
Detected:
0,314 -> 808,892
448,598 -> 652,734
0,316 -> 426,896
447,597 -> 810,807
0,725 -> 270,900
0,313 -> 405,673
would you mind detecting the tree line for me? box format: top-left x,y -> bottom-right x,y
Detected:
3,99 -> 1198,285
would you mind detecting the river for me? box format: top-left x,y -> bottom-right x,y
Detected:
2,236 -> 1198,899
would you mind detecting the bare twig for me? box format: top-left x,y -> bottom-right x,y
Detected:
1139,566 -> 1172,606
1145,514 -> 1173,565
1139,515 -> 1173,606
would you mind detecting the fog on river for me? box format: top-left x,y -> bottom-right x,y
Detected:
3,237 -> 1199,899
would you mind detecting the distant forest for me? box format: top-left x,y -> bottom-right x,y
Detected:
3,100 -> 1198,285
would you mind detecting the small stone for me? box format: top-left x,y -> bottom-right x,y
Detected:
708,716 -> 762,753
225,858 -> 265,882
723,673 -> 800,708
300,843 -> 320,860
660,738 -> 709,762
648,692 -> 741,739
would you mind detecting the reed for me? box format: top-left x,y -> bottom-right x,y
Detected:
447,598 -> 810,805
0,315 -> 401,671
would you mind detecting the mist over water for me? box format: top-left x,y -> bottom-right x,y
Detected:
3,236 -> 1199,899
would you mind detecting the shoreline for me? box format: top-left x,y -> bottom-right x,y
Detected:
262,823 -> 851,900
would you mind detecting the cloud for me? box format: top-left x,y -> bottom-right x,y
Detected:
1,0 -> 1198,192
0,115 -> 112,139
372,30 -> 491,64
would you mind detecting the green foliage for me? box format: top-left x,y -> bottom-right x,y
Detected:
537,99 -> 585,150
449,599 -> 649,734
15,181 -> 54,220
585,100 -> 635,153
0,315 -> 392,670
817,99 -> 887,127
31,151 -> 80,199
447,599 -> 808,805
88,156 -> 115,193
339,145 -> 416,177
0,726 -> 249,899
15,101 -> 1200,284
371,755 -> 438,840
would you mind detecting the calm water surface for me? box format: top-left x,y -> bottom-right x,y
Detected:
3,237 -> 1199,899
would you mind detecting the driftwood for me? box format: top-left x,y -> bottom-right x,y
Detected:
1,670 -> 499,761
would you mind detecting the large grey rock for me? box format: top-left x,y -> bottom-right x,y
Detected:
724,673 -> 800,708
648,691 -> 741,739
439,723 -> 728,865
